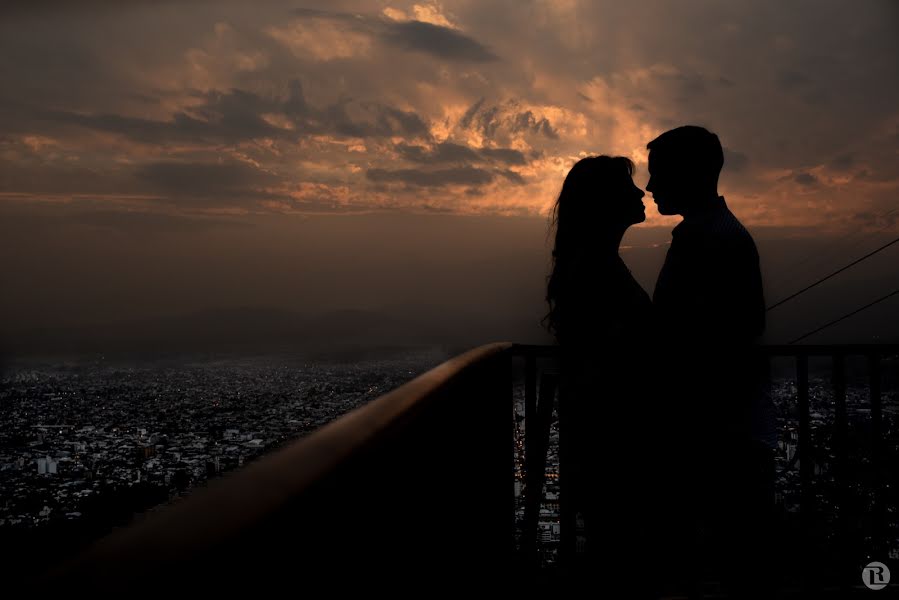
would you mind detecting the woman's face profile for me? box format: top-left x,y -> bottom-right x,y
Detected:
625,176 -> 647,225
602,171 -> 646,227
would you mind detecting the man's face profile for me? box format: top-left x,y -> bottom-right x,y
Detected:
647,150 -> 684,216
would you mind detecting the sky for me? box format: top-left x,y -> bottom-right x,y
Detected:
1,0 -> 898,353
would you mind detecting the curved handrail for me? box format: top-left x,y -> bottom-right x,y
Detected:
48,342 -> 514,584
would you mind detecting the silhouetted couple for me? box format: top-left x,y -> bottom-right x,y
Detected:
545,126 -> 775,598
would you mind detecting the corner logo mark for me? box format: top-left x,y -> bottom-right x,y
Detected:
863,562 -> 890,591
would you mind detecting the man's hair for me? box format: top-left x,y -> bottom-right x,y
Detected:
647,125 -> 724,181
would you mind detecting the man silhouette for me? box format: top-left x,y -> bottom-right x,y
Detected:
646,125 -> 773,597
649,126 -> 765,343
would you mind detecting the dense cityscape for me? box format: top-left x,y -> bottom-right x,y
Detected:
0,349 -> 449,577
1,350 -> 897,583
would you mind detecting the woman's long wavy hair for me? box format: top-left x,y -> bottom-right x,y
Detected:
543,155 -> 636,340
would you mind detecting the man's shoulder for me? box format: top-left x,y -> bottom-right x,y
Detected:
703,199 -> 756,243
718,207 -> 757,245
675,203 -> 759,257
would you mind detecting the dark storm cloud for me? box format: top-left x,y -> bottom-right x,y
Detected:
43,80 -> 428,144
509,110 -> 558,139
310,101 -> 428,138
460,98 -> 485,129
30,83 -> 282,145
188,87 -> 282,136
461,101 -> 559,141
793,172 -> 819,187
381,20 -> 497,62
253,78 -> 430,138
44,107 -> 271,145
366,166 -> 495,187
396,142 -> 480,164
395,141 -> 527,166
497,169 -> 526,185
292,7 -> 497,63
479,147 -> 527,165
371,106 -> 429,137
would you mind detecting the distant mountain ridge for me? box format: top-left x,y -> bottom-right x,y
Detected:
0,305 -> 549,358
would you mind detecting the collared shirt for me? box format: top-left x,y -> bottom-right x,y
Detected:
653,196 -> 774,448
653,195 -> 765,345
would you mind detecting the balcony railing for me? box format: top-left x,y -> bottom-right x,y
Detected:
513,343 -> 899,595
43,342 -> 898,595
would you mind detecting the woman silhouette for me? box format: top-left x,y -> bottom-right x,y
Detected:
545,156 -> 649,347
544,155 -> 656,589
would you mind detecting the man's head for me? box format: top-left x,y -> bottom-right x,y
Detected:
646,125 -> 723,216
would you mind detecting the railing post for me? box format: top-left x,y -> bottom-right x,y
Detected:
831,353 -> 850,589
525,352 -> 537,462
868,353 -> 884,559
796,353 -> 816,591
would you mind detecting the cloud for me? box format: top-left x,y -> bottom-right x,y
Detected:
395,141 -> 526,166
793,171 -> 819,187
497,169 -> 526,185
0,0 -> 897,225
479,147 -> 527,165
396,141 -> 479,164
381,19 -> 496,62
42,80 -> 428,144
45,105 -> 275,145
366,166 -> 495,187
290,7 -> 497,63
134,160 -> 284,206
460,100 -> 560,142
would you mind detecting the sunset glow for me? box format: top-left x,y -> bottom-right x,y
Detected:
1,1 -> 897,344
2,1 -> 896,226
